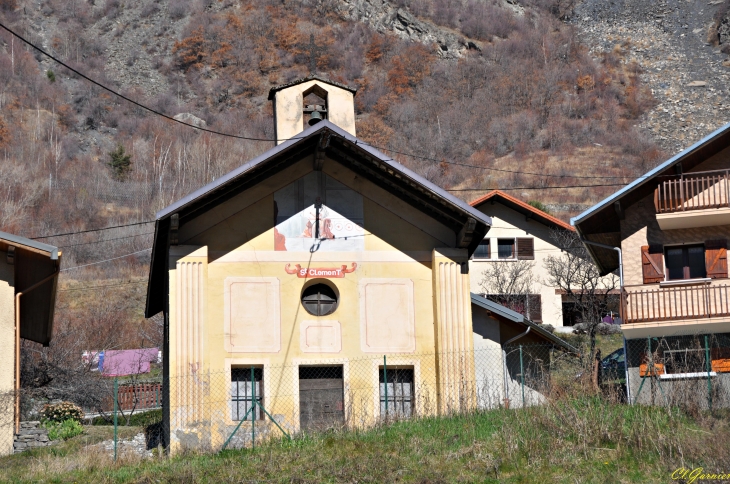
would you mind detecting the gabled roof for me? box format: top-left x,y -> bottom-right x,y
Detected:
470,190 -> 574,231
146,121 -> 492,317
0,230 -> 60,346
571,120 -> 730,274
470,293 -> 579,353
268,75 -> 357,100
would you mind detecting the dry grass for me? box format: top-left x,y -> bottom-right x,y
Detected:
2,398 -> 729,483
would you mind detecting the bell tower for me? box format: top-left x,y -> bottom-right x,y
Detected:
268,75 -> 357,145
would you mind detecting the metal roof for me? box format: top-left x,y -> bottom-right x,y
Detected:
267,75 -> 358,100
146,121 -> 492,317
571,120 -> 730,227
0,230 -> 59,259
155,121 -> 492,226
470,293 -> 580,353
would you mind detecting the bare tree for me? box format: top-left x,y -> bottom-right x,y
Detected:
479,260 -> 541,321
543,229 -> 620,359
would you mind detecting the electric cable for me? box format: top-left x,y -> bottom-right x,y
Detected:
60,248 -> 151,272
58,232 -> 155,248
30,221 -> 155,240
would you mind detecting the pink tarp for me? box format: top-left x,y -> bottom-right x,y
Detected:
101,348 -> 158,377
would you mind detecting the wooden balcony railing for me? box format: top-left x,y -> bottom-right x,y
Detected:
654,169 -> 730,214
621,282 -> 730,324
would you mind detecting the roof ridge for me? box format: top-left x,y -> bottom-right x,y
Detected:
469,189 -> 574,231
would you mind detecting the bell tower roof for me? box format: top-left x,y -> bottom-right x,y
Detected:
269,75 -> 358,144
267,75 -> 357,100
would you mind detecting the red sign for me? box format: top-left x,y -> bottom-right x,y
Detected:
284,263 -> 357,278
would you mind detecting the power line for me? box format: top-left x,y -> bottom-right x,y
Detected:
356,140 -> 635,180
31,221 -> 155,240
58,281 -> 147,292
59,232 -> 155,248
0,21 -> 300,143
446,184 -> 627,191
60,249 -> 151,272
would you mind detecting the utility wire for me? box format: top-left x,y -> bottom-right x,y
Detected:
0,21 -> 300,143
31,221 -> 155,240
60,248 -> 151,272
58,281 -> 147,292
446,184 -> 627,191
58,232 -> 155,248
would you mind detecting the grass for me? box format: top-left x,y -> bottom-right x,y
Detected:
2,397 -> 728,483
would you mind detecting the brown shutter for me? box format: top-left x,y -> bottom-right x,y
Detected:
517,238 -> 534,260
705,239 -> 728,279
527,294 -> 542,322
641,245 -> 664,284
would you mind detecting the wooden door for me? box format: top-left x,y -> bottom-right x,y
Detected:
299,367 -> 344,431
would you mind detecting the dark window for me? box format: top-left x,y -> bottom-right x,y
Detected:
231,367 -> 263,421
665,245 -> 706,280
516,238 -> 534,260
473,239 -> 490,259
497,239 -> 515,259
302,284 -> 338,316
380,368 -> 414,418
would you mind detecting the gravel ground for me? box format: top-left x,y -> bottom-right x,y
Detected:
571,0 -> 730,155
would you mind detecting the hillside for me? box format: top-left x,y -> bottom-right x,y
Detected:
2,0 -> 729,397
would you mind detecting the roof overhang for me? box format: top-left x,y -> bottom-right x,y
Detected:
471,293 -> 579,354
145,121 -> 492,317
0,231 -> 60,346
571,121 -> 730,274
470,190 -> 575,231
268,75 -> 357,100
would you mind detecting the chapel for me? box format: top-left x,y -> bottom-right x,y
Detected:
145,76 -> 493,451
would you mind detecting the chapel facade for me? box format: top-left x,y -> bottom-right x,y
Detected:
145,76 -> 492,452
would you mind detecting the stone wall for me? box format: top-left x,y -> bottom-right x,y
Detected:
13,421 -> 52,453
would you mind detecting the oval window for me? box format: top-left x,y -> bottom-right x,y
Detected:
301,283 -> 338,316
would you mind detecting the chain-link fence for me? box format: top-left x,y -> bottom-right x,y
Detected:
6,335 -> 728,457
626,332 -> 730,411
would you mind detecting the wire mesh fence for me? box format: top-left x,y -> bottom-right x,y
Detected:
626,332 -> 730,411
4,334 -> 729,457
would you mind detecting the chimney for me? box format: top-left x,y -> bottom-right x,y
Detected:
268,76 -> 357,145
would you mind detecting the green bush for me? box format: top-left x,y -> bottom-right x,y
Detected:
44,419 -> 84,441
41,401 -> 84,423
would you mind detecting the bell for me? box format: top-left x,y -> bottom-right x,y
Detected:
308,111 -> 323,126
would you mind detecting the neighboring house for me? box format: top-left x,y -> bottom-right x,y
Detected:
0,231 -> 60,456
144,76 -> 493,452
471,293 -> 579,409
572,121 -> 730,407
469,190 -> 576,330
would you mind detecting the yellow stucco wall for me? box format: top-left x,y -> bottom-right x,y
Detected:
0,252 -> 15,457
165,158 -> 474,451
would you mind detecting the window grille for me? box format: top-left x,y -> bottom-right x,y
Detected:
379,368 -> 414,418
231,367 -> 263,421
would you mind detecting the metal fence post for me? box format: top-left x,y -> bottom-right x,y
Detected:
705,335 -> 713,411
383,355 -> 388,418
519,345 -> 525,408
251,366 -> 255,450
113,377 -> 118,462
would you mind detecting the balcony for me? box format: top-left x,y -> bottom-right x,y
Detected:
654,169 -> 730,230
620,281 -> 730,338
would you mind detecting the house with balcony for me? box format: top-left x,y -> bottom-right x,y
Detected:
572,122 -> 730,407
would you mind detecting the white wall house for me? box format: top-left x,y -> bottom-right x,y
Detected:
468,190 -> 576,330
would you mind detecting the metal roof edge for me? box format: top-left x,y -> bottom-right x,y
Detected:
0,230 -> 59,260
470,292 -> 524,322
571,120 -> 730,227
470,292 -> 580,354
156,120 -> 492,228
